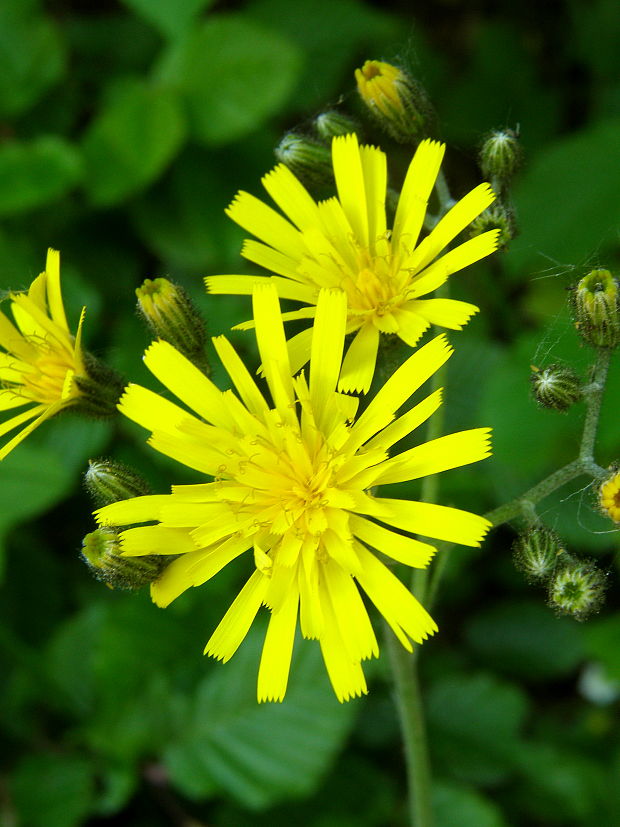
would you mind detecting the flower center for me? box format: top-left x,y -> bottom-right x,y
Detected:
22,343 -> 78,405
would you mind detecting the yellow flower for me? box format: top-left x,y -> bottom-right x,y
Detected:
207,134 -> 499,392
97,285 -> 491,703
0,249 -> 86,460
599,469 -> 620,523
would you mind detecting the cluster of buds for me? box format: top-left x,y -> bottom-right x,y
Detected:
471,129 -> 522,249
569,268 -> 620,349
530,363 -> 582,412
81,458 -> 167,590
513,527 -> 606,620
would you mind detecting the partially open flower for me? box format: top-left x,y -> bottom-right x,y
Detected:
0,249 -> 122,460
355,60 -> 434,143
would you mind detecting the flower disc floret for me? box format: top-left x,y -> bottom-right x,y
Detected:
207,134 -> 500,392
97,286 -> 492,702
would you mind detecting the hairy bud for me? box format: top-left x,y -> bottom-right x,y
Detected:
355,59 -> 434,143
468,203 -> 516,249
479,129 -> 522,185
84,458 -> 151,507
513,527 -> 563,582
314,110 -> 360,141
530,364 -> 582,412
548,557 -> 606,620
136,278 -> 209,372
274,132 -> 333,185
570,269 -> 620,349
81,527 -> 166,590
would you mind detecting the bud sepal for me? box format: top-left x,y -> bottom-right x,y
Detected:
548,556 -> 606,621
81,527 -> 167,590
84,458 -> 151,507
530,363 -> 582,412
513,526 -> 564,583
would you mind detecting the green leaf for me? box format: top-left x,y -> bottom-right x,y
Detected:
514,742 -> 607,824
11,753 -> 95,827
427,672 -> 529,786
433,781 -> 509,827
506,119 -> 620,276
0,137 -> 81,216
157,15 -> 302,145
81,79 -> 186,206
164,626 -> 358,809
0,1 -> 65,117
0,444 -> 74,578
121,0 -> 216,39
465,601 -> 585,681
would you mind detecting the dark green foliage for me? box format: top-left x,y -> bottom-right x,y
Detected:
2,1 -> 620,826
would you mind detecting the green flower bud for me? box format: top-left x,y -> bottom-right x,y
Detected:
570,269 -> 620,348
72,353 -> 125,419
136,278 -> 209,372
513,527 -> 563,582
479,129 -> 522,184
355,59 -> 435,143
274,132 -> 333,185
84,458 -> 151,507
81,527 -> 166,590
548,557 -> 606,620
598,467 -> 620,524
530,363 -> 582,412
468,203 -> 515,250
314,110 -> 360,141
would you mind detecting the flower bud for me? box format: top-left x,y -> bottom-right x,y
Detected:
314,110 -> 360,141
355,59 -> 434,143
570,269 -> 620,349
479,129 -> 522,184
530,363 -> 582,412
81,527 -> 166,590
274,132 -> 333,185
598,468 -> 620,524
548,557 -> 606,620
136,278 -> 209,372
468,203 -> 515,250
84,458 -> 151,507
513,527 -> 563,582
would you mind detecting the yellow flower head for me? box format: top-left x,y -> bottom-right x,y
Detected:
599,469 -> 620,523
207,134 -> 499,393
97,285 -> 491,703
0,249 -> 86,460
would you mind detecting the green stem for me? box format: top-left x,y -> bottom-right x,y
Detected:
385,630 -> 435,827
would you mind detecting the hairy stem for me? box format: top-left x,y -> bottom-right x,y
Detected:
385,629 -> 435,827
